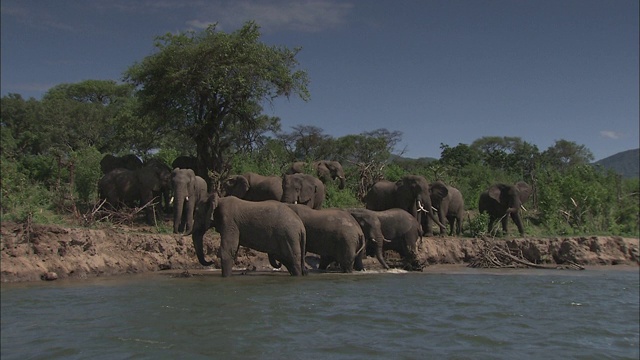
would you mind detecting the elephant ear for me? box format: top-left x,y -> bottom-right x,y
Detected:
226,175 -> 249,198
487,185 -> 502,202
429,181 -> 449,202
515,181 -> 532,204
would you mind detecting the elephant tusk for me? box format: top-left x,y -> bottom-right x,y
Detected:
169,196 -> 174,205
185,196 -> 189,202
432,206 -> 438,212
417,200 -> 428,213
521,205 -> 528,211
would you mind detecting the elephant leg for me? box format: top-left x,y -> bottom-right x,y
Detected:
511,212 -> 525,236
353,251 -> 365,271
372,239 -> 390,270
487,216 -> 496,235
283,255 -> 303,276
220,233 -> 240,277
501,216 -> 510,235
319,256 -> 333,270
422,214 -> 434,236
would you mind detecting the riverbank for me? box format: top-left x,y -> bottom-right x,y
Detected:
1,221 -> 638,282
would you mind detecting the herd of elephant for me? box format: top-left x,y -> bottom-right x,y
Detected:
97,154 -> 533,277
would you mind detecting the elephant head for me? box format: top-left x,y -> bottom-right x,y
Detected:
281,173 -> 325,209
222,175 -> 250,198
480,181 -> 532,235
395,175 -> 448,234
315,160 -> 346,190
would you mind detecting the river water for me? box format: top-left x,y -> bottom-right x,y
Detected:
1,266 -> 638,360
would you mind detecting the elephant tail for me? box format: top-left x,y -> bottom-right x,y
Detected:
268,254 -> 282,269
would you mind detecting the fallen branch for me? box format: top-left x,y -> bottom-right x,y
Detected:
468,239 -> 584,270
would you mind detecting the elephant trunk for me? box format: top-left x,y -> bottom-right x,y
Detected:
370,237 -> 390,270
418,200 -> 447,230
173,196 -> 186,234
338,177 -> 346,190
191,229 -> 215,267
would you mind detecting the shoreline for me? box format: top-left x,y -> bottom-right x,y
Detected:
1,221 -> 638,283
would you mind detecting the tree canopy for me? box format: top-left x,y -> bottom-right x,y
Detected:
123,21 -> 310,184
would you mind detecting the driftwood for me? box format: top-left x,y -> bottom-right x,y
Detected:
468,240 -> 584,270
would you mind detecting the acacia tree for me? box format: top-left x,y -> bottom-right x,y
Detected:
124,21 -> 309,185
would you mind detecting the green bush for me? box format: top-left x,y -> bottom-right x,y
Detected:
72,147 -> 103,204
467,212 -> 489,237
323,183 -> 362,209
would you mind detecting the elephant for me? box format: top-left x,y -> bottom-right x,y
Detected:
144,158 -> 173,214
287,160 -> 346,189
171,168 -> 208,235
346,208 -> 390,270
348,208 -> 422,270
100,154 -> 143,174
98,164 -> 171,225
281,173 -> 325,209
171,155 -> 198,172
363,175 -> 447,236
424,182 -> 465,236
191,195 -> 307,277
478,181 -> 532,236
222,172 -> 283,201
285,204 -> 366,273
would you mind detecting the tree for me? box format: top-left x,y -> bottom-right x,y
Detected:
542,139 -> 594,171
0,94 -> 43,157
124,21 -> 309,185
278,125 -> 332,161
439,143 -> 481,168
41,80 -> 137,154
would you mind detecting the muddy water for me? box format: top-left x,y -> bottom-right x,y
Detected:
1,267 -> 638,359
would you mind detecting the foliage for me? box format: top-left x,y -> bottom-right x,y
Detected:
71,147 -> 103,204
0,20 -> 636,236
323,183 -> 361,209
124,21 -> 309,185
467,212 -> 489,238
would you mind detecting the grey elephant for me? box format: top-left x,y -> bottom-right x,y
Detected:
281,173 -> 325,209
364,175 -> 447,236
285,204 -> 365,273
287,160 -> 346,189
478,181 -> 532,236
425,182 -> 465,236
349,208 -> 422,270
171,168 -> 208,235
222,172 -> 283,201
98,164 -> 171,225
100,154 -> 143,174
191,195 -> 307,277
144,158 -> 173,214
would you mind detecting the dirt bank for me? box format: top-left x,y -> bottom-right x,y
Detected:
1,221 -> 638,283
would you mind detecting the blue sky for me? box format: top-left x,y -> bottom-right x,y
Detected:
1,0 -> 638,161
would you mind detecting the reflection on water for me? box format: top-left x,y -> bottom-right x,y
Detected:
2,267 -> 638,360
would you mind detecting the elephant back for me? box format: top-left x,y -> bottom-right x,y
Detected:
364,180 -> 396,211
100,154 -> 143,174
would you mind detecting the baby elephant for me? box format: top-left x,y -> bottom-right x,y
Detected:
349,208 -> 423,271
286,204 -> 366,272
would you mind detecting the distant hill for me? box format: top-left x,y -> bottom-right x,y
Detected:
594,148 -> 639,178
